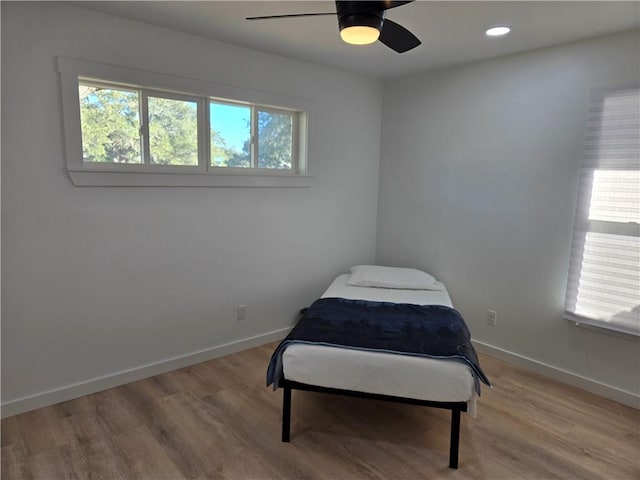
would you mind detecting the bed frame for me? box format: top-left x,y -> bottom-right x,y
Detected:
279,378 -> 468,469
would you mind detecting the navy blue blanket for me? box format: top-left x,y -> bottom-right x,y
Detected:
267,297 -> 490,395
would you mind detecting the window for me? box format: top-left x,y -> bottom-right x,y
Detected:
209,101 -> 295,170
79,79 -> 298,172
147,94 -> 199,167
80,83 -> 143,164
210,101 -> 251,168
58,57 -> 310,187
564,89 -> 640,336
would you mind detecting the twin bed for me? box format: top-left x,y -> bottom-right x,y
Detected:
267,266 -> 490,469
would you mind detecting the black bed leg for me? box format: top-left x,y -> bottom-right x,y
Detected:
281,385 -> 291,442
449,408 -> 461,469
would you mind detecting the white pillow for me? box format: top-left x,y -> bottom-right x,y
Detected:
347,265 -> 439,290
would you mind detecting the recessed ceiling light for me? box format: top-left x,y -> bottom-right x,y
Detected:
485,26 -> 511,37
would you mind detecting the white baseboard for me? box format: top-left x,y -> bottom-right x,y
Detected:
5,333 -> 636,418
1,327 -> 291,418
473,340 -> 639,409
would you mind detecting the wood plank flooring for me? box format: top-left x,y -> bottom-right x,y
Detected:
2,343 -> 639,479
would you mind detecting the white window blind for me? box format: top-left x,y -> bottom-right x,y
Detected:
564,89 -> 640,336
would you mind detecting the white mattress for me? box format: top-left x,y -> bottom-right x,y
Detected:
283,274 -> 476,404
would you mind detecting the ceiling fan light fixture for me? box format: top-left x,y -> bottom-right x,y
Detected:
247,1 -> 421,53
340,25 -> 380,45
338,12 -> 383,46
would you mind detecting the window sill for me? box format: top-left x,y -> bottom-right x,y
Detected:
563,313 -> 640,339
67,169 -> 313,188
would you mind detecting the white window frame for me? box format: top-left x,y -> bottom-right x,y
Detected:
143,89 -> 205,170
254,105 -> 299,171
208,98 -> 300,173
58,56 -> 311,187
563,88 -> 640,336
79,79 -> 207,172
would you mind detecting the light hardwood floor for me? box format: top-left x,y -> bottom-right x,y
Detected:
2,343 -> 639,479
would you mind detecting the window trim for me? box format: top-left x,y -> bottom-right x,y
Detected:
563,88 -> 639,337
563,311 -> 639,337
58,56 -> 312,187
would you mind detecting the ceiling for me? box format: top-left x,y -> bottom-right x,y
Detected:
75,1 -> 640,79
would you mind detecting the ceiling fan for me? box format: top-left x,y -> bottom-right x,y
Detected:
246,1 -> 421,53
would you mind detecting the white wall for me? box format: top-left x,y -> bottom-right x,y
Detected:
377,30 -> 640,400
1,2 -> 381,413
3,2 -> 638,415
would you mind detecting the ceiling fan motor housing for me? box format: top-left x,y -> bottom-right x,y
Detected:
338,14 -> 384,32
336,1 -> 385,32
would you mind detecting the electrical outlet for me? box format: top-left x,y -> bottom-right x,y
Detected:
237,305 -> 247,321
488,310 -> 497,326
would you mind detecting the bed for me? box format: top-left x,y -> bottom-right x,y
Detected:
267,266 -> 490,469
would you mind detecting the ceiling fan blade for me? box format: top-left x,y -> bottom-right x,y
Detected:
379,19 -> 421,53
246,13 -> 336,21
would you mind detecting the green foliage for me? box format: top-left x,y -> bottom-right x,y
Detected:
257,110 -> 293,169
148,97 -> 197,166
212,131 -> 250,168
215,109 -> 293,169
79,84 -> 294,169
79,86 -> 142,163
210,130 -> 232,167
